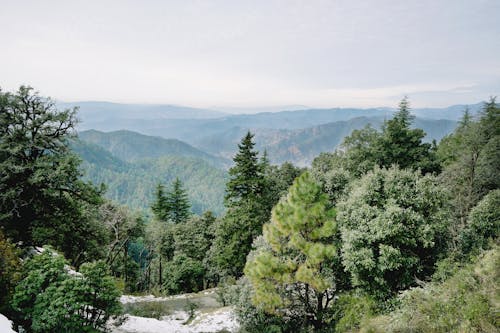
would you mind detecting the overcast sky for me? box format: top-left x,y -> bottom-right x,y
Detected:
1,0 -> 499,110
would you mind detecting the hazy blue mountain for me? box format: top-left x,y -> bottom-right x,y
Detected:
194,116 -> 458,166
71,102 -> 480,146
78,129 -> 230,168
71,139 -> 227,215
58,101 -> 227,125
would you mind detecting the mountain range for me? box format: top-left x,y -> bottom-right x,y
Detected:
69,100 -> 484,212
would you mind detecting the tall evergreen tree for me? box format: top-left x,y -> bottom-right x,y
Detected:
225,131 -> 264,203
167,178 -> 191,224
210,132 -> 268,277
151,183 -> 169,222
377,97 -> 440,173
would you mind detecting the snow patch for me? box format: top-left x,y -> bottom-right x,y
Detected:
0,314 -> 17,333
120,289 -> 216,304
114,307 -> 238,333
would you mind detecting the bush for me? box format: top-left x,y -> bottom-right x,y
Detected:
163,254 -> 205,294
361,246 -> 499,333
123,301 -> 170,319
338,166 -> 449,299
459,189 -> 500,256
11,250 -> 121,332
0,230 -> 21,314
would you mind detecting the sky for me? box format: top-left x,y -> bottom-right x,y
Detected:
1,0 -> 499,111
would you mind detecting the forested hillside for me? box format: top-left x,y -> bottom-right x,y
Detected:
78,129 -> 229,168
0,87 -> 498,333
71,139 -> 227,214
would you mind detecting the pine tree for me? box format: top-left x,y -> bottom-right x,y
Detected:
225,131 -> 264,203
377,97 -> 440,173
151,183 -> 169,222
245,172 -> 340,330
210,132 -> 268,277
167,178 -> 191,224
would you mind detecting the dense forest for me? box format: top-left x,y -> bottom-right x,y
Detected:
0,86 -> 498,332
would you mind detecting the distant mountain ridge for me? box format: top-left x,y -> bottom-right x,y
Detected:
72,102 -> 481,146
194,116 -> 458,166
78,129 -> 230,168
58,101 -> 228,122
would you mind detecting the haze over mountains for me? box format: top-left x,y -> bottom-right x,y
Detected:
69,100 -> 483,212
70,101 -> 480,166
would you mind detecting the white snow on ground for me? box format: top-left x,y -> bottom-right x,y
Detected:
0,314 -> 17,333
114,307 -> 238,333
120,289 -> 216,304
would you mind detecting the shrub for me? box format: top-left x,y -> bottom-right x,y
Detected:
11,250 -> 121,332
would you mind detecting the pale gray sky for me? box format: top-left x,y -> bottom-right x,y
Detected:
1,0 -> 499,109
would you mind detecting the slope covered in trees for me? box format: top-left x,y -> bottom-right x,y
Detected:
1,85 -> 497,333
79,129 -> 229,168
72,139 -> 228,215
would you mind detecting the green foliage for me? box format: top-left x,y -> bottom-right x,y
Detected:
232,277 -> 292,333
122,301 -> 170,319
339,98 -> 441,177
144,212 -> 216,293
152,183 -> 169,221
0,230 -> 21,314
78,149 -> 227,215
459,189 -> 500,256
262,161 -> 304,205
311,152 -> 352,205
438,99 -> 499,251
338,166 -> 449,299
377,97 -> 441,174
210,199 -> 269,278
361,246 -> 500,333
168,178 -> 191,224
11,250 -> 121,333
225,131 -> 265,203
341,124 -> 381,177
332,292 -> 376,333
0,86 -> 105,266
99,201 -> 144,292
210,132 -> 270,278
172,211 -> 215,262
151,178 -> 191,224
245,172 -> 340,330
163,254 -> 205,294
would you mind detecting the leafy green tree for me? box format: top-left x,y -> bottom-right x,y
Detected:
12,250 -> 121,333
0,86 -> 105,266
144,219 -> 174,290
163,254 -> 205,294
100,201 -> 144,291
245,172 -> 342,331
339,97 -> 440,177
459,189 -> 500,255
167,178 -> 191,224
438,99 -> 499,251
172,211 -> 215,262
32,261 -> 121,333
337,166 -> 449,299
341,124 -> 381,177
